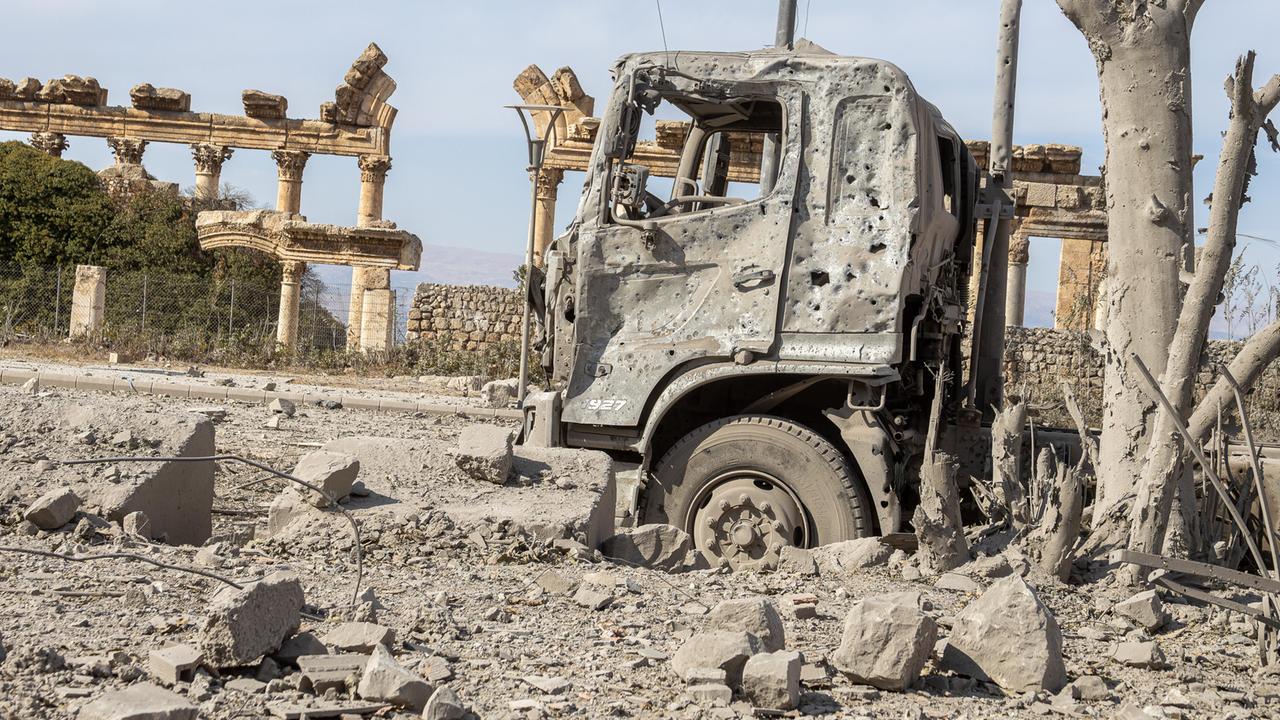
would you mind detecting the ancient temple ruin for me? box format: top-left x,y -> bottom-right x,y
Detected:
0,44 -> 421,351
513,64 -> 1109,332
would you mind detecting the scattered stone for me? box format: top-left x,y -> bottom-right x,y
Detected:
242,89 -> 287,119
572,584 -> 613,611
602,524 -> 695,572
322,622 -> 395,653
742,650 -> 801,710
686,667 -> 729,686
148,644 -> 202,685
111,430 -> 136,448
21,377 -> 38,395
79,683 -> 197,720
263,415 -> 282,430
188,407 -> 227,422
1073,675 -> 1110,701
480,378 -> 520,408
535,570 -> 574,596
24,488 -> 81,529
122,511 -> 151,539
778,546 -> 818,575
704,598 -> 786,652
1113,640 -> 1167,669
832,593 -> 937,691
199,572 -> 304,667
420,656 -> 453,683
289,450 -> 360,508
934,572 -> 982,593
787,594 -> 818,620
297,653 -> 368,694
453,425 -> 516,483
940,575 -> 1066,693
672,631 -> 764,686
811,537 -> 893,573
687,683 -> 732,706
224,678 -> 266,694
423,685 -> 467,720
269,398 -> 296,417
523,675 -> 571,695
356,645 -> 431,711
1113,590 -> 1169,631
275,631 -> 328,665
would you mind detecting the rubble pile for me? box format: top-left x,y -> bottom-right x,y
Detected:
0,380 -> 1276,719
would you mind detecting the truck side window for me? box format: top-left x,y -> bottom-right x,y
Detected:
606,85 -> 783,224
827,96 -> 892,226
937,136 -> 959,217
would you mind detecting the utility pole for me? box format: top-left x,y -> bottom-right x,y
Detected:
760,0 -> 798,194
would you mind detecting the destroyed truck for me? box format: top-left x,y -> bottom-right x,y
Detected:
524,43 -> 1000,570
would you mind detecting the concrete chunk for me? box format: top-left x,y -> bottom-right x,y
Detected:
704,598 -> 785,652
321,622 -> 395,653
147,644 -> 202,685
79,683 -> 197,720
454,425 -> 515,483
671,631 -> 764,687
832,593 -> 937,690
291,450 -> 359,508
811,537 -> 892,573
24,488 -> 81,529
297,653 -> 367,694
940,575 -> 1066,693
741,650 -> 802,711
1113,640 -> 1166,668
686,683 -> 732,706
199,572 -> 303,667
1113,590 -> 1169,631
269,398 -> 296,417
601,524 -> 694,572
423,685 -> 467,720
274,631 -> 328,664
355,645 -> 431,711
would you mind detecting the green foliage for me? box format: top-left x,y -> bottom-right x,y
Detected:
0,141 -> 115,268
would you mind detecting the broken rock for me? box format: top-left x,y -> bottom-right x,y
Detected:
356,645 -> 431,711
269,398 -> 296,417
742,650 -> 802,711
424,685 -> 467,720
79,682 -> 197,720
24,488 -> 81,530
297,653 -> 367,694
704,598 -> 786,652
291,450 -> 360,507
811,537 -> 892,573
1113,590 -> 1169,631
940,574 -> 1066,693
322,622 -> 395,654
454,425 -> 515,483
1113,640 -> 1167,669
601,523 -> 694,572
832,593 -> 937,691
148,644 -> 202,685
672,631 -> 764,687
778,546 -> 818,575
199,572 -> 303,667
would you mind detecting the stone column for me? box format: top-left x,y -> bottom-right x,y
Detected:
359,270 -> 393,352
29,132 -> 68,158
191,144 -> 233,203
271,150 -> 309,214
348,155 -> 392,350
276,260 -> 305,349
1054,238 -> 1107,332
69,265 -> 106,339
1005,234 -> 1030,327
107,137 -> 147,166
531,167 -> 564,267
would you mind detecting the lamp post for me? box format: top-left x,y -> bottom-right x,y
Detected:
506,103 -> 566,408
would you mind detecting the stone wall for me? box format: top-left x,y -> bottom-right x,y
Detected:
1004,326 -> 1280,439
407,283 -> 523,351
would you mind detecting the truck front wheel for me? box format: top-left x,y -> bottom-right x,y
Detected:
644,414 -> 875,570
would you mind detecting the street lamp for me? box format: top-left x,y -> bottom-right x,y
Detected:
506,103 -> 566,408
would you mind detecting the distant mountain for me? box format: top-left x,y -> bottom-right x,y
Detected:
399,244 -> 523,289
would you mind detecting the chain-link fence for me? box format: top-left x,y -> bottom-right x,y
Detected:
0,265 -> 408,362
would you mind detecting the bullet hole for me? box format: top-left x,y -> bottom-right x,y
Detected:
870,242 -> 886,253
845,270 -> 856,282
846,174 -> 856,184
868,195 -> 880,208
869,299 -> 878,306
810,270 -> 830,287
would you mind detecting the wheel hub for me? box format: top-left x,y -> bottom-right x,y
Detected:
689,471 -> 808,571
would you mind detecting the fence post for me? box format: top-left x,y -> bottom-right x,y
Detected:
141,274 -> 148,334
228,278 -> 236,334
53,265 -> 62,335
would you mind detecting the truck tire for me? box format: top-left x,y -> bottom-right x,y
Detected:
645,414 -> 875,569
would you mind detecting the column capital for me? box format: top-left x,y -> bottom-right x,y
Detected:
191,143 -> 234,174
358,154 -> 392,183
281,260 -> 306,283
271,150 -> 310,182
531,167 -> 565,200
29,132 -> 68,157
107,137 -> 147,165
1009,234 -> 1031,265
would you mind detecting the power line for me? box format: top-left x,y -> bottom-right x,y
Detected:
803,0 -> 813,38
654,0 -> 671,65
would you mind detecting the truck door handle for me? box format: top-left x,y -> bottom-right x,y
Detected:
732,267 -> 776,288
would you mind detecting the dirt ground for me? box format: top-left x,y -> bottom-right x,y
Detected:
0,363 -> 1278,719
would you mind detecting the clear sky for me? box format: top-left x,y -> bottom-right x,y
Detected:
3,0 -> 1277,332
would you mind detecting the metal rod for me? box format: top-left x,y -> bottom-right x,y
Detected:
775,0 -> 798,48
1114,549 -> 1280,595
1130,353 -> 1268,574
53,265 -> 61,335
0,546 -> 243,590
1223,366 -> 1279,576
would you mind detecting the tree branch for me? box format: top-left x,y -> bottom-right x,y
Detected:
1258,74 -> 1280,118
1178,0 -> 1207,27
1187,317 -> 1280,441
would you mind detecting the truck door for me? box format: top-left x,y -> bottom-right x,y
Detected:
563,81 -> 803,428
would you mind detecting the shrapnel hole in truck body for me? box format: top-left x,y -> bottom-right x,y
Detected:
527,43 -> 981,569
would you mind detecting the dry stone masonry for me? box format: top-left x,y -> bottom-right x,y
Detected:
407,284 -> 524,352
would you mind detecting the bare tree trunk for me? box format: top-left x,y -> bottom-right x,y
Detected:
991,402 -> 1028,529
1054,0 -> 1199,515
914,454 -> 970,574
1130,57 -> 1280,555
1038,464 -> 1084,581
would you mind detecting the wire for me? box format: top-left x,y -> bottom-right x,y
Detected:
654,0 -> 671,66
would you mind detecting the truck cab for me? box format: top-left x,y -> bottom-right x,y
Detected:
528,43 -> 981,569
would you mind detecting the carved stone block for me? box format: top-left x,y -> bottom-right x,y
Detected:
37,75 -> 107,106
130,83 -> 192,112
242,89 -> 288,120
